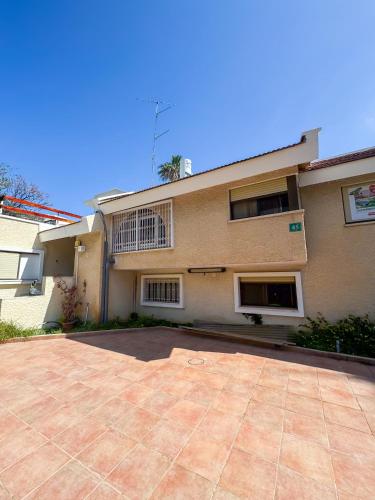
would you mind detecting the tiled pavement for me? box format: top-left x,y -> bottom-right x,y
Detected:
0,328 -> 374,499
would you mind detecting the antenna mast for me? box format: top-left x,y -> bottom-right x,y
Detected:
138,98 -> 173,171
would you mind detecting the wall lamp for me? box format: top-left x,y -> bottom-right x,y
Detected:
188,267 -> 226,274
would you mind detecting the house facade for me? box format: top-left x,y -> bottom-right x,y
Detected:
37,128 -> 375,328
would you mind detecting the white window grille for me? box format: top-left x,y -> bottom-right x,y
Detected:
112,201 -> 173,253
141,274 -> 183,308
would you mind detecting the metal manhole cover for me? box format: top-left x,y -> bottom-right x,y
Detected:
188,358 -> 205,365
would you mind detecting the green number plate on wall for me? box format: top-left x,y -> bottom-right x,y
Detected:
289,222 -> 302,232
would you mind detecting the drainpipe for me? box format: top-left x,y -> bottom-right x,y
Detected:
96,210 -> 109,323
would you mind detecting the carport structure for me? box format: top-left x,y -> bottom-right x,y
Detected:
0,328 -> 374,499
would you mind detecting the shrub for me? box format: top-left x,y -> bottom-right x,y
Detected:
296,314 -> 375,358
56,279 -> 86,323
0,321 -> 47,342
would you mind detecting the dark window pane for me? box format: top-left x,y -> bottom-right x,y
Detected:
230,192 -> 289,220
231,199 -> 257,220
257,193 -> 289,216
239,281 -> 297,309
267,283 -> 297,308
240,282 -> 267,306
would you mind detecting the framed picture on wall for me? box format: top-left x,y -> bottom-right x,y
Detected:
342,181 -> 375,223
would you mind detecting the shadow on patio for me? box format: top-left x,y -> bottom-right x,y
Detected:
71,327 -> 375,381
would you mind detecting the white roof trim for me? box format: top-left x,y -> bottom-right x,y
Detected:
100,130 -> 320,215
38,213 -> 102,242
299,156 -> 375,187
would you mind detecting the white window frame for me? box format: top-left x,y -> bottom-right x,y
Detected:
233,271 -> 304,317
0,246 -> 44,284
140,274 -> 184,309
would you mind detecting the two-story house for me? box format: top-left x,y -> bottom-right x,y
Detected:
38,128 -> 375,328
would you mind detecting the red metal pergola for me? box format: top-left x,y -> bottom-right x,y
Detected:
0,195 -> 82,223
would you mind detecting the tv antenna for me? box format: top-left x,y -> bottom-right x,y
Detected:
137,98 -> 173,171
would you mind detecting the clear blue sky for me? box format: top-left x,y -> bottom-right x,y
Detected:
1,1 -> 374,214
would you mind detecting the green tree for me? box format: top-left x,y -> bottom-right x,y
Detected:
158,155 -> 181,183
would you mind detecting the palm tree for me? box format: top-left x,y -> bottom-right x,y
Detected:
158,155 -> 181,183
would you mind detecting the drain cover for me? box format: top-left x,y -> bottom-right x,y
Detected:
188,358 -> 205,365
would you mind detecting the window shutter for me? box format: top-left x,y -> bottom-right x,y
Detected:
230,177 -> 287,202
240,276 -> 295,284
0,252 -> 20,279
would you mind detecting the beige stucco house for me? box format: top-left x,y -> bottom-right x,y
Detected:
31,128 -> 373,329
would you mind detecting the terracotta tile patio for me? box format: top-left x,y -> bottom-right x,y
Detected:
0,327 -> 374,499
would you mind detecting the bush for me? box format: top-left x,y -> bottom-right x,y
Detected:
70,314 -> 189,332
0,315 -> 192,342
0,321 -> 47,342
296,314 -> 375,358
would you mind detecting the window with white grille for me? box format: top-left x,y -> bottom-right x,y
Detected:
112,201 -> 173,253
141,274 -> 183,308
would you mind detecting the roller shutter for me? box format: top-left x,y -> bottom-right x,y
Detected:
230,177 -> 287,202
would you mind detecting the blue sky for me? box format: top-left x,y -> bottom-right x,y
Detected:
1,1 -> 374,214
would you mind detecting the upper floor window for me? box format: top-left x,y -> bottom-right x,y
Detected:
112,201 -> 173,253
230,176 -> 299,220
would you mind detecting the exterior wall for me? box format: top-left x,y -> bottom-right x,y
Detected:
113,167 -> 307,271
0,215 -> 43,250
43,238 -> 75,276
301,173 -> 375,321
74,232 -> 103,322
108,270 -> 136,320
135,269 -> 301,327
0,276 -> 74,327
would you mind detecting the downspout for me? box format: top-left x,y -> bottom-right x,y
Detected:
96,210 -> 109,323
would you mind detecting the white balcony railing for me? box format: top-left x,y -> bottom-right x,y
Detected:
112,201 -> 173,253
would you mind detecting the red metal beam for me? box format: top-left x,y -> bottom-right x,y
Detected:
3,195 -> 81,219
2,205 -> 74,223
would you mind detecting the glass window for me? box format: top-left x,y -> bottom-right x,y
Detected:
231,192 -> 289,220
141,275 -> 183,308
239,281 -> 297,309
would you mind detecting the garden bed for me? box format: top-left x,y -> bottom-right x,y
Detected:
0,315 -> 189,343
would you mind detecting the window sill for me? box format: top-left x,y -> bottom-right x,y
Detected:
235,305 -> 304,317
140,301 -> 183,309
228,208 -> 304,224
344,220 -> 375,227
0,279 -> 41,285
113,246 -> 174,255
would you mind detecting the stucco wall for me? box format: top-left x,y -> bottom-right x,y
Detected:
43,238 -> 75,276
108,269 -> 136,320
300,173 -> 375,321
0,276 -> 74,327
75,232 -> 103,322
0,215 -> 43,250
113,167 -> 307,271
105,269 -> 300,326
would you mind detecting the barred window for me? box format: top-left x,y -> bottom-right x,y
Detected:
141,275 -> 183,308
112,201 -> 172,253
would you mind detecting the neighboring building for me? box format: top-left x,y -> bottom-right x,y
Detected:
0,203 -> 77,327
20,128 -> 375,327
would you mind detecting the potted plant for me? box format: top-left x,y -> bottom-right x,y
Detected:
56,279 -> 86,332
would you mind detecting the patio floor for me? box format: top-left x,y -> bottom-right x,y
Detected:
0,328 -> 374,499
